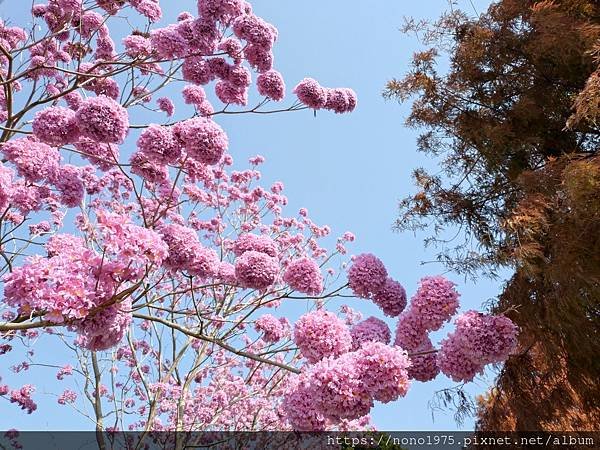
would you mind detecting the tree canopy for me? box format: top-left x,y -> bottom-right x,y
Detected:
386,0 -> 600,430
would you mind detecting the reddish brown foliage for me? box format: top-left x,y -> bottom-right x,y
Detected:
387,0 -> 600,430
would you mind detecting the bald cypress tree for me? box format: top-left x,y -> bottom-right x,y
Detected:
386,0 -> 600,430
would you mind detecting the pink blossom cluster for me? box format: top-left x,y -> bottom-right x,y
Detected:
350,316 -> 391,350
232,233 -> 277,257
393,276 -> 459,349
347,253 -> 388,298
234,250 -> 278,290
283,257 -> 323,295
8,385 -> 37,414
394,309 -> 428,351
282,342 -> 410,430
410,276 -> 460,332
347,253 -> 407,317
75,299 -> 133,351
254,314 -> 290,344
293,310 -> 352,363
158,223 -> 219,278
32,106 -> 79,146
406,337 -> 439,382
293,78 -> 357,113
75,95 -> 129,144
174,118 -> 228,165
437,311 -> 518,382
257,70 -> 285,101
57,389 -> 78,405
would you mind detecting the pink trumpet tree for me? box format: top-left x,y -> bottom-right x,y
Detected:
0,0 -> 518,436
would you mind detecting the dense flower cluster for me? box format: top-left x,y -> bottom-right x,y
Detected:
350,316 -> 391,350
232,233 -> 277,257
347,253 -> 388,299
257,70 -> 285,101
3,240 -> 108,323
234,250 -> 278,290
293,310 -> 352,363
324,88 -> 358,114
406,337 -> 439,382
283,342 -> 409,430
159,223 -> 218,277
394,309 -> 427,351
293,78 -> 328,110
75,95 -> 129,144
437,311 -> 519,382
136,124 -> 182,164
373,277 -> 407,317
2,138 -> 59,183
174,118 -> 228,165
283,257 -> 323,295
294,78 -> 357,113
254,314 -> 290,343
32,106 -> 79,146
410,276 -> 460,332
75,299 -> 133,351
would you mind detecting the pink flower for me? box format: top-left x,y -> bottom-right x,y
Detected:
173,117 -> 228,165
283,341 -> 409,430
56,365 -> 74,380
9,385 -> 37,414
293,78 -> 328,109
2,138 -> 60,182
350,316 -> 391,350
216,261 -> 237,284
347,253 -> 388,299
257,70 -> 285,101
198,0 -> 245,23
182,85 -> 206,106
293,310 -> 352,363
188,245 -> 220,279
437,311 -> 518,382
32,106 -> 79,146
75,95 -> 129,144
373,277 -> 407,317
215,80 -> 248,106
354,341 -> 411,403
129,151 -> 169,183
75,138 -> 119,171
254,314 -> 290,343
157,97 -> 175,117
394,309 -> 428,351
123,35 -> 152,58
407,337 -> 439,382
150,24 -> 188,59
159,223 -> 207,272
132,0 -> 162,22
218,37 -> 244,63
54,164 -> 84,207
283,257 -> 323,295
232,14 -> 276,48
76,299 -> 133,351
136,124 -> 182,164
234,250 -> 278,290
324,88 -> 358,114
57,389 -> 77,405
244,44 -> 273,72
182,56 -> 213,85
232,233 -> 277,257
410,276 -> 460,332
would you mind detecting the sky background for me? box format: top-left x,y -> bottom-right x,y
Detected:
0,0 -> 508,431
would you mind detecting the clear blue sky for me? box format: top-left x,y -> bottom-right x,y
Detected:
0,0 -> 506,431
